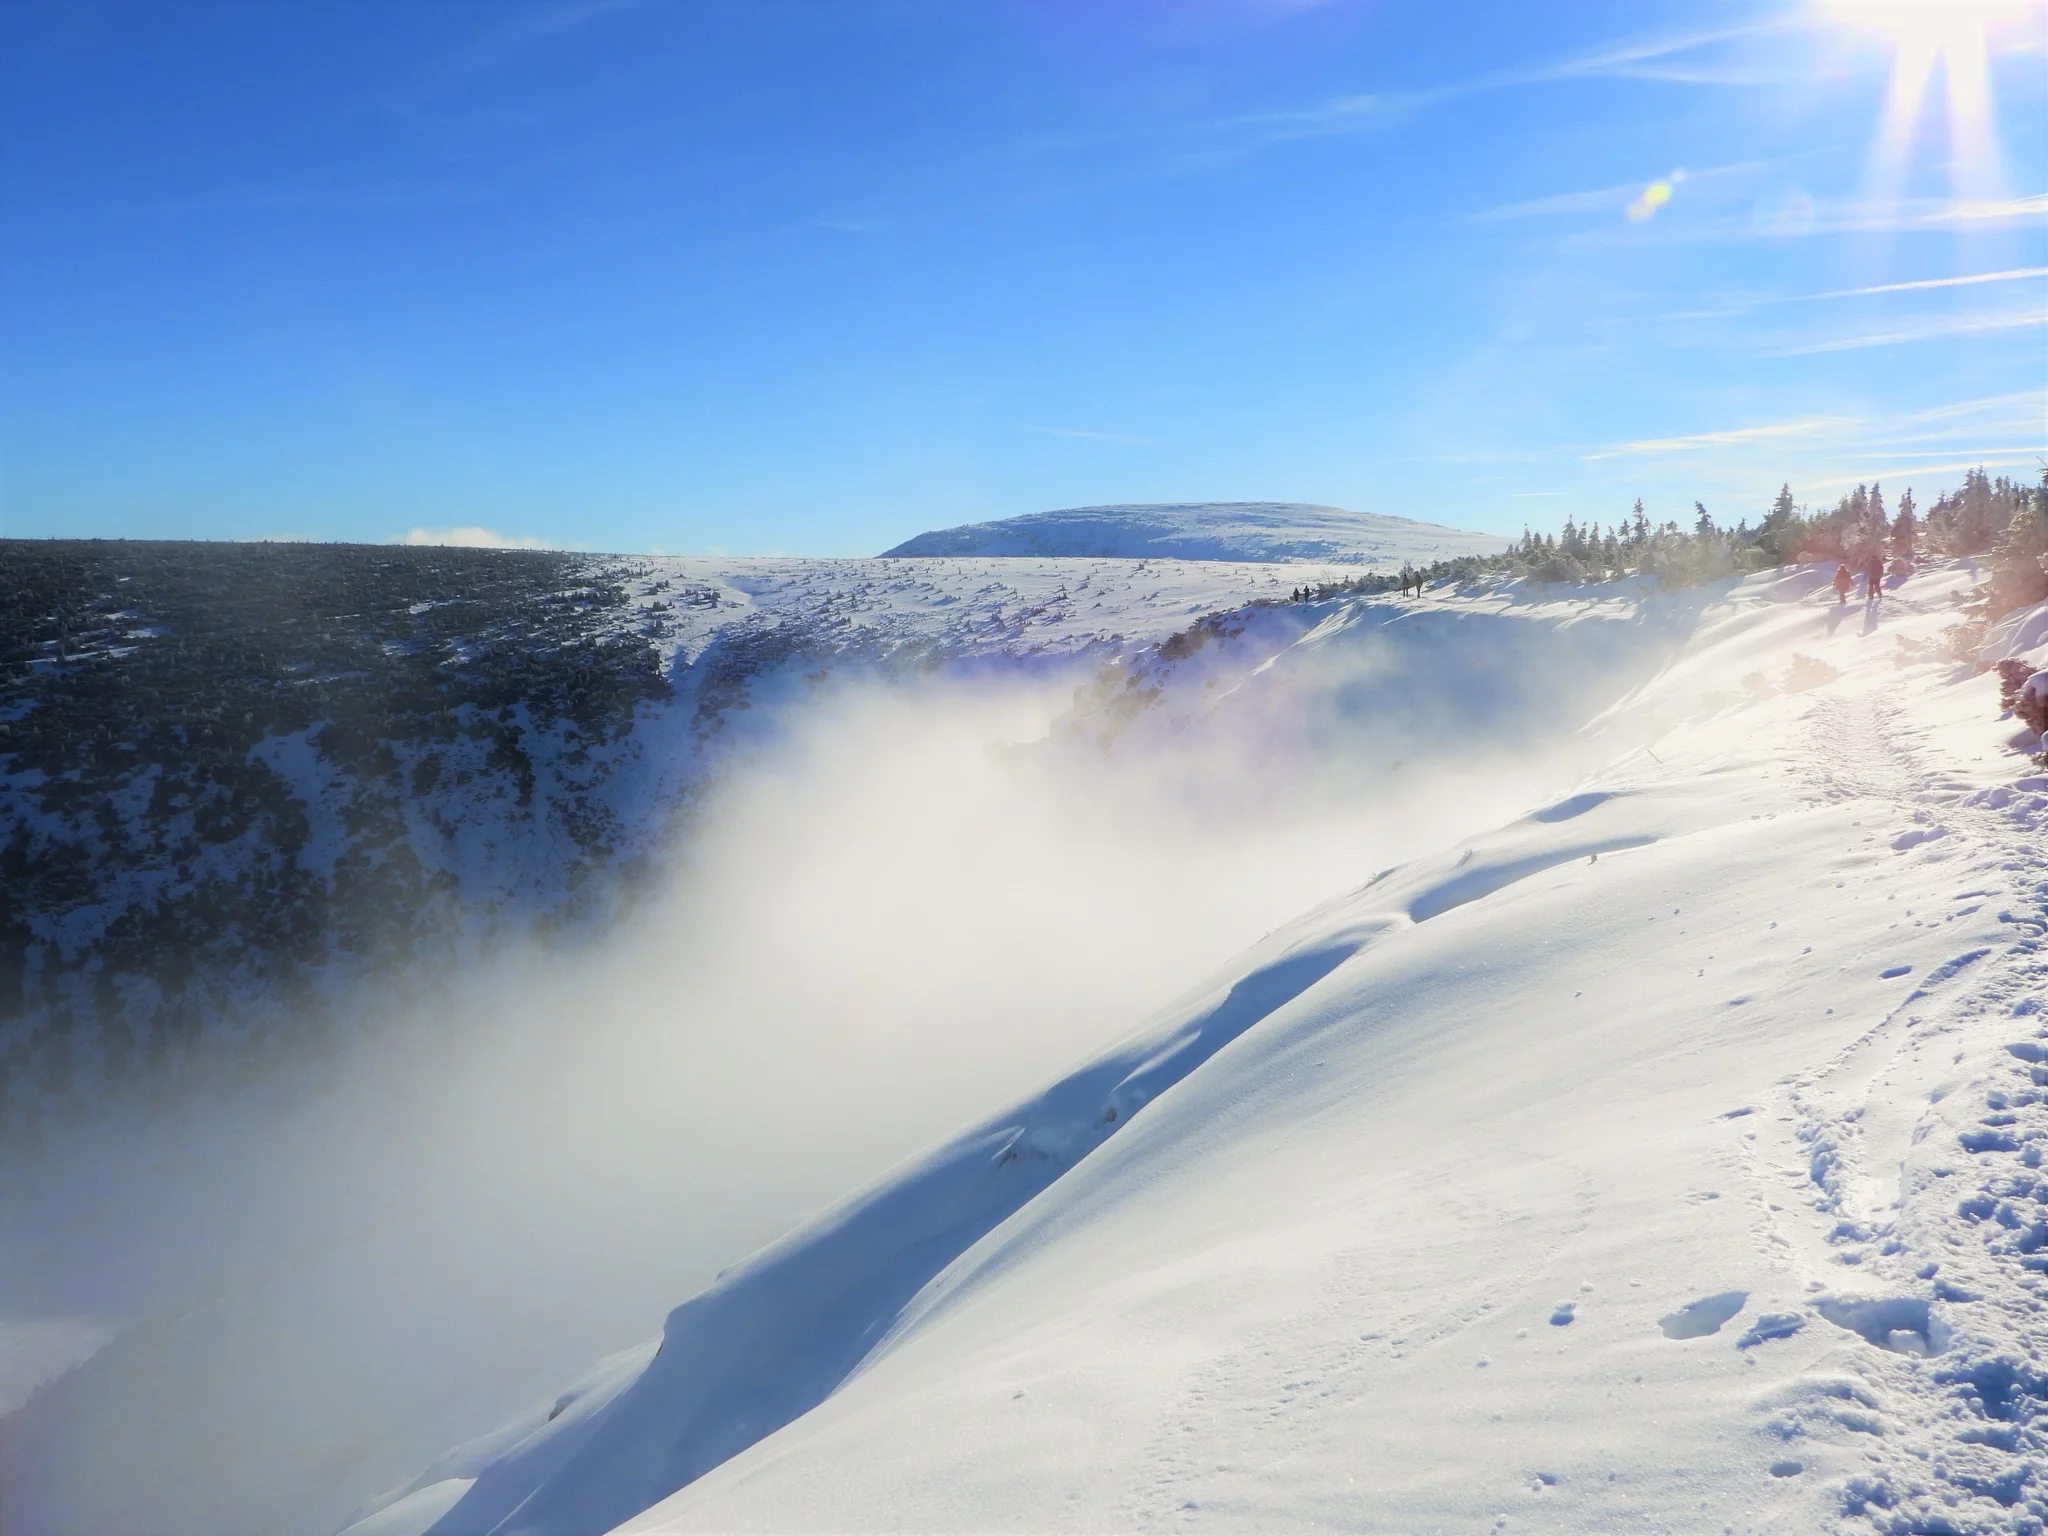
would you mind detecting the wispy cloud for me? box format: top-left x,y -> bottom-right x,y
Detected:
1205,18 -> 1792,154
1471,159 -> 1773,224
1873,191 -> 2048,230
1809,455 -> 2046,491
1724,190 -> 2048,242
1537,188 -> 2047,251
456,0 -> 655,73
1806,266 -> 2048,301
1838,446 -> 2047,461
1584,417 -> 1847,461
1659,267 -> 2048,324
1774,306 -> 2048,356
1889,390 -> 2045,428
392,526 -> 552,549
1022,424 -> 1160,446
1531,19 -> 1798,84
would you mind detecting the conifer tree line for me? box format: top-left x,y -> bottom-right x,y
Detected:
1294,466 -> 2048,626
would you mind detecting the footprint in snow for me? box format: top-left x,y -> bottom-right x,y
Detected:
1548,1302 -> 1576,1326
1658,1291 -> 1747,1340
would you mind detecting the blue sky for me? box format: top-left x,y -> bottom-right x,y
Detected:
2,0 -> 2042,554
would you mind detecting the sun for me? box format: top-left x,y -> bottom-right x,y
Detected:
1820,0 -> 2036,201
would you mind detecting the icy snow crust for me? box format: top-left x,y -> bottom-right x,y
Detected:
336,572 -> 2048,1536
879,502 -> 1504,565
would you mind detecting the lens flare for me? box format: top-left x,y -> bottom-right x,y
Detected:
1823,0 -> 2032,203
1626,168 -> 1687,224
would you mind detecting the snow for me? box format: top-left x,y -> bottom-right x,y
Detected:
13,562 -> 2048,1536
249,560 -> 2036,1536
1981,599 -> 2048,671
877,502 -> 1504,565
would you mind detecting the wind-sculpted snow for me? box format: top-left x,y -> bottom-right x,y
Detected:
14,561 -> 2048,1536
326,559 -> 2047,1536
348,787 -> 1680,1536
385,934 -> 1368,1536
879,501 -> 1503,565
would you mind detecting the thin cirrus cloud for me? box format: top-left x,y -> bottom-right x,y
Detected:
1722,190 -> 2048,242
1582,417 -> 1845,461
1202,17 -> 1791,153
392,526 -> 552,549
1774,306 -> 2048,356
1575,394 -> 2043,483
1529,189 -> 2047,249
1470,159 -> 1773,223
1805,266 -> 2048,300
1660,266 -> 2048,323
449,0 -> 655,76
1022,424 -> 1160,447
1811,457 -> 2043,491
1886,390 -> 2046,431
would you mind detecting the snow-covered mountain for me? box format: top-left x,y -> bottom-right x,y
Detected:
879,502 -> 1504,565
8,557 -> 2044,1536
0,543 -> 1361,1129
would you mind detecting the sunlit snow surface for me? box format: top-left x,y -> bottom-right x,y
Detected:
9,563 -> 2048,1536
349,564 -> 2048,1536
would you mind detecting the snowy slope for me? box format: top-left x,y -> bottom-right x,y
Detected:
319,569 -> 2048,1536
0,550 -> 1392,1536
879,502 -> 1504,566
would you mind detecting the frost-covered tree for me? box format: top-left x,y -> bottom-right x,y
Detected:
1891,488 -> 1917,564
1986,471 -> 2048,617
1938,467 -> 2019,555
1757,483 -> 1805,564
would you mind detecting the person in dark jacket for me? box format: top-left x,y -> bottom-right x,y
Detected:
1865,552 -> 1885,601
1833,563 -> 1853,604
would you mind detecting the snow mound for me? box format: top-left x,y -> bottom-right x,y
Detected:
878,502 -> 1502,565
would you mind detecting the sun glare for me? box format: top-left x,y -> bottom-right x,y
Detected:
1823,0 -> 2033,202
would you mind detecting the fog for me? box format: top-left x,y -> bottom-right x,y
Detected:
0,605 -> 1668,1536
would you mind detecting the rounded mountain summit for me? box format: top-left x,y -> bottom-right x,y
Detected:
879,502 -> 1504,566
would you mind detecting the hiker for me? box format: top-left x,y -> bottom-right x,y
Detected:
1833,563 -> 1853,605
1865,552 -> 1885,602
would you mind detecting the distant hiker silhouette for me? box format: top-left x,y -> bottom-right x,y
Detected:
1833,563 -> 1853,605
1865,553 -> 1884,602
